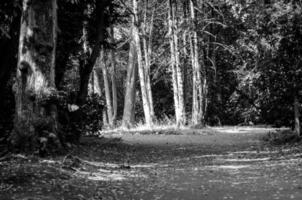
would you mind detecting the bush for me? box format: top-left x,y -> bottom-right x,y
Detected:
81,94 -> 105,135
263,129 -> 302,145
58,93 -> 105,144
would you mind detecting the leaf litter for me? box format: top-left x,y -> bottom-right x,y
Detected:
0,127 -> 302,199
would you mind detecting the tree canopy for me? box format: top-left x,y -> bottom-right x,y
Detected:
0,0 -> 302,153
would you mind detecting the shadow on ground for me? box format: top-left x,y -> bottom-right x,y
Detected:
0,127 -> 302,200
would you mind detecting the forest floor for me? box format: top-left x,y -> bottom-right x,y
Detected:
1,126 -> 302,200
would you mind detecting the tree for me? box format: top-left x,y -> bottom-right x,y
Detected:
109,25 -> 118,125
168,0 -> 186,126
77,0 -> 109,105
132,0 -> 154,127
142,0 -> 156,122
189,0 -> 205,126
122,27 -> 137,128
11,0 -> 62,152
99,7 -> 118,128
230,0 -> 302,133
101,48 -> 114,126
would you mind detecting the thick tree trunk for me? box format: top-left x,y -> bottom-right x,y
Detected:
168,0 -> 186,127
294,95 -> 300,136
168,0 -> 179,125
133,0 -> 152,126
190,0 -> 204,126
122,32 -> 137,128
174,29 -> 186,126
12,0 -> 61,152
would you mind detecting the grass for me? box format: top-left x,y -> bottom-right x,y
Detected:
100,123 -> 189,135
99,122 -> 282,138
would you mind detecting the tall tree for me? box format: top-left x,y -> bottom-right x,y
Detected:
109,25 -> 118,125
133,0 -> 153,126
101,48 -> 114,126
122,28 -> 137,128
77,0 -> 109,105
182,0 -> 189,113
168,0 -> 186,126
101,5 -> 118,127
12,0 -> 61,151
189,0 -> 204,126
142,0 -> 155,121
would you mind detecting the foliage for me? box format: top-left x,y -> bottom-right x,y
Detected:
0,0 -> 21,139
81,94 -> 105,135
1,0 -> 302,152
263,129 -> 302,145
56,92 -> 105,145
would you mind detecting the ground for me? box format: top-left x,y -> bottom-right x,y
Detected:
1,126 -> 302,200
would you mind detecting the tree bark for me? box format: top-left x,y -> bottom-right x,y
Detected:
182,1 -> 189,113
12,0 -> 61,152
77,0 -> 108,105
142,0 -> 155,121
122,30 -> 137,128
190,0 -> 204,126
133,0 -> 152,126
92,68 -> 102,96
101,49 -> 114,126
168,0 -> 186,126
109,26 -> 118,125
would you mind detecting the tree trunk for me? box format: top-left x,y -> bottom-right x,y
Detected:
82,16 -> 94,96
88,54 -> 102,97
142,0 -> 155,121
168,0 -> 186,127
92,68 -> 102,96
133,0 -> 152,126
122,29 -> 137,128
103,109 -> 109,128
101,49 -> 114,126
12,0 -> 61,152
182,1 -> 189,113
77,1 -> 107,105
109,26 -> 118,125
294,95 -> 300,136
190,0 -> 204,126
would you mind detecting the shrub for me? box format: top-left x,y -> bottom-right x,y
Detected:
263,129 -> 302,145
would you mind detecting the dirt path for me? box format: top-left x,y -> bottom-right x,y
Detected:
1,127 -> 302,200
98,127 -> 302,200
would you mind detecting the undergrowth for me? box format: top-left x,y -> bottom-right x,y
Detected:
263,129 -> 302,145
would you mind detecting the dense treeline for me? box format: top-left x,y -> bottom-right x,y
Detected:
0,0 -> 302,153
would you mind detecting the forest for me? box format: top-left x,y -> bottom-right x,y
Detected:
0,0 -> 302,199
